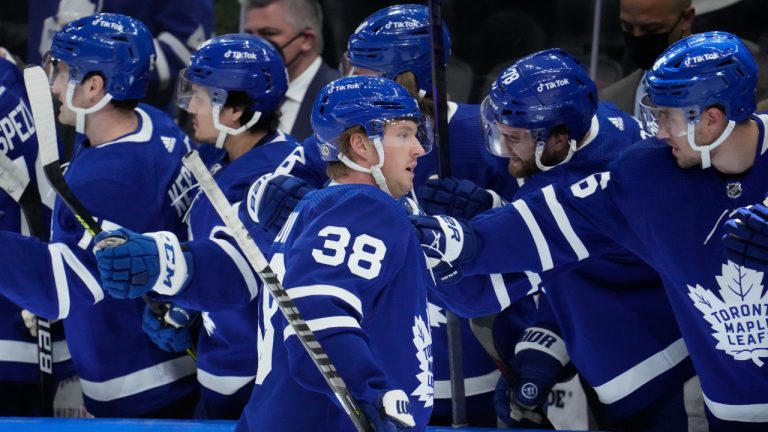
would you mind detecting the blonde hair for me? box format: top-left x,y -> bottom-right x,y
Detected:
326,125 -> 365,180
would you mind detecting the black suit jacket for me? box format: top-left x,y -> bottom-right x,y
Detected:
289,61 -> 340,140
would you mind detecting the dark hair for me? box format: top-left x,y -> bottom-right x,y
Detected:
225,90 -> 282,133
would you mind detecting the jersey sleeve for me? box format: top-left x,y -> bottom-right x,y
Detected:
465,169 -> 635,277
277,191 -> 410,406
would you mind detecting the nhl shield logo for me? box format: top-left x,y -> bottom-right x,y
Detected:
726,182 -> 742,199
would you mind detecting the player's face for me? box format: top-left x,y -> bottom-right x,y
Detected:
499,126 -> 537,178
49,61 -> 77,126
651,106 -> 704,168
185,84 -> 218,143
380,120 -> 425,198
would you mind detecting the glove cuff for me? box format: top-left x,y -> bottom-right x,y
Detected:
487,189 -> 507,209
381,389 -> 416,428
145,231 -> 191,296
515,326 -> 570,366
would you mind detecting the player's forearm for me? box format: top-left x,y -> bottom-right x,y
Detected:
0,231 -> 87,319
177,238 -> 259,310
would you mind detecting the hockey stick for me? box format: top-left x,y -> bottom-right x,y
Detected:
22,66 -> 198,360
0,150 -> 54,416
182,150 -> 373,432
427,0 -> 467,426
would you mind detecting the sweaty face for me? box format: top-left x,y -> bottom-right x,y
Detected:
380,120 -> 425,198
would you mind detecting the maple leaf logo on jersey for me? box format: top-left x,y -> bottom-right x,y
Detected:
688,261 -> 768,366
202,311 -> 216,337
411,315 -> 434,407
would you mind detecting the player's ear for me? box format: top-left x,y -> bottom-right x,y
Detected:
84,73 -> 105,97
348,132 -> 375,163
223,105 -> 244,125
702,106 -> 725,127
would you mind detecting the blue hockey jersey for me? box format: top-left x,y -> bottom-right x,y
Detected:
177,132 -> 306,419
238,184 -> 434,432
0,58 -> 74,386
464,113 -> 768,429
505,103 -> 694,418
0,104 -> 198,417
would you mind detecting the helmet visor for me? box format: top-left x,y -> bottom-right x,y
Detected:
639,93 -> 700,138
176,69 -> 228,113
481,96 -> 539,158
378,116 -> 434,156
339,51 -> 386,78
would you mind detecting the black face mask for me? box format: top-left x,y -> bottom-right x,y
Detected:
623,31 -> 672,70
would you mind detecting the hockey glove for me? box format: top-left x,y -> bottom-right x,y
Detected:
245,172 -> 315,238
495,326 -> 573,428
417,177 -> 504,219
142,303 -> 197,353
359,389 -> 416,431
723,204 -> 768,270
409,214 -> 476,284
95,228 -> 193,299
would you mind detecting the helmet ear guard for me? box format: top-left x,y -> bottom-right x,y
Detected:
482,49 -> 598,170
177,34 -> 288,147
645,31 -> 758,168
50,13 -> 156,132
311,76 -> 429,195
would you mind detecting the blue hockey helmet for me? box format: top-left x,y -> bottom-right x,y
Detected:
312,76 -> 431,159
312,76 -> 432,194
481,49 -> 597,169
645,31 -> 757,123
641,31 -> 757,168
50,13 -> 155,101
343,4 -> 450,95
179,33 -> 288,115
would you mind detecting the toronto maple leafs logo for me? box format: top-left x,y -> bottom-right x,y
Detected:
688,261 -> 768,366
411,315 -> 434,407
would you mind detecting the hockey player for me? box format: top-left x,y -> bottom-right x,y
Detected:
327,6 -> 517,424
417,49 -> 699,430
0,14 -> 200,417
139,33 -> 300,420
0,55 -> 76,416
28,0 -> 214,111
96,75 -> 435,431
413,31 -> 768,431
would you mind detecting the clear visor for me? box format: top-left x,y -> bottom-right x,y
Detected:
44,55 -> 70,89
481,97 -> 541,158
317,116 -> 434,161
175,69 -> 228,113
638,93 -> 700,138
339,51 -> 386,78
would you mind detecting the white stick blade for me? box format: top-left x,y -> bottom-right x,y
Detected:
23,66 -> 60,167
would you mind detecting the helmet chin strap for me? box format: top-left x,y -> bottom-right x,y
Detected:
337,135 -> 392,196
687,120 -> 735,169
533,115 -> 599,172
66,82 -> 113,134
535,139 -> 577,172
211,105 -> 262,148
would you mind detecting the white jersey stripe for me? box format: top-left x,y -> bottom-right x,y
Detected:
197,368 -> 255,396
283,316 -> 361,340
512,200 -> 554,271
490,273 -> 511,310
434,369 -> 500,398
703,393 -> 768,422
593,338 -> 688,404
285,285 -> 363,318
0,340 -> 71,364
79,356 -> 196,402
543,185 -> 589,260
209,231 -> 260,300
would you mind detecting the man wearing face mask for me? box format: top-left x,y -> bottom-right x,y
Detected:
601,0 -> 768,117
242,0 -> 339,140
